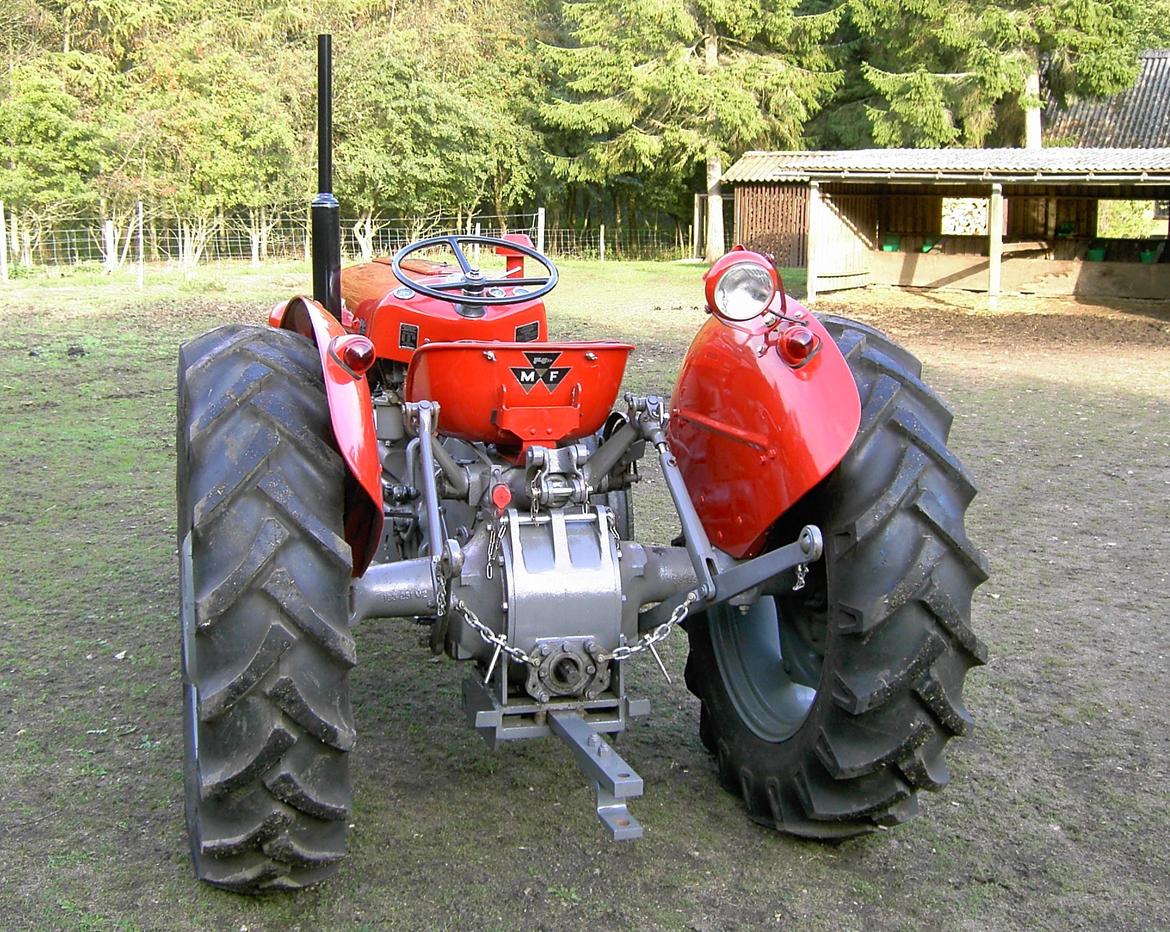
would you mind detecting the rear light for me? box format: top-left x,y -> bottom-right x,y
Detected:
778,326 -> 820,368
330,334 -> 376,378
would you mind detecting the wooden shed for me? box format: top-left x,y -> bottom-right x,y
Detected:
724,148 -> 1170,305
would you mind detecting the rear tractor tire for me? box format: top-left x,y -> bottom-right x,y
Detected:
177,324 -> 355,893
684,316 -> 988,838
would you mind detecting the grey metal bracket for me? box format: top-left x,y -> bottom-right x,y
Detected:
461,674 -> 649,747
548,710 -> 644,841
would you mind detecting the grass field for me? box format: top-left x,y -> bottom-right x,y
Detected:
1,259 -> 1168,930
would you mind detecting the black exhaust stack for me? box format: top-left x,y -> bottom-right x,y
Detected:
312,33 -> 341,318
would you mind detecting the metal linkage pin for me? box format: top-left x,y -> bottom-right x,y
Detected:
646,641 -> 672,683
483,640 -> 503,685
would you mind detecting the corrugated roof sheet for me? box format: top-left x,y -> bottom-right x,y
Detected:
723,147 -> 1170,184
1045,50 -> 1170,148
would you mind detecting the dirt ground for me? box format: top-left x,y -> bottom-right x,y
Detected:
0,263 -> 1168,930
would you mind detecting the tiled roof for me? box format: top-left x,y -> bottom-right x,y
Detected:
723,148 -> 1170,184
1045,51 -> 1170,148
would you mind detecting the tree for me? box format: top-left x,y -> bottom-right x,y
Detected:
542,0 -> 839,261
0,51 -> 109,261
845,0 -> 1146,148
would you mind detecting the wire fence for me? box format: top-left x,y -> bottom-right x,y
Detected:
1,210 -> 702,274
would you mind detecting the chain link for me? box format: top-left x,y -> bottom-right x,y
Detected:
453,598 -> 541,668
599,590 -> 700,663
792,563 -> 808,591
433,558 -> 447,617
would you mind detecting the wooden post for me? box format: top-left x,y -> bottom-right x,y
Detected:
988,183 -> 1004,310
136,201 -> 144,288
536,207 -> 545,254
692,194 -> 702,259
805,181 -> 821,304
473,221 -> 481,265
0,202 -> 7,283
599,224 -> 606,262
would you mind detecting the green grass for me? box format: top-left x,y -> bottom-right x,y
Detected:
0,259 -> 1167,930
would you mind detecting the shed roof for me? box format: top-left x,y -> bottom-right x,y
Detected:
1044,50 -> 1170,148
723,148 -> 1170,185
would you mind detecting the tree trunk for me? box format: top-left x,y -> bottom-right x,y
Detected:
704,31 -> 725,263
259,205 -> 269,262
1023,68 -> 1042,149
705,155 -> 725,263
354,214 -> 374,262
249,208 -> 261,266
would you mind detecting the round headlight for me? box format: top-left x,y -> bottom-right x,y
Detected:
713,262 -> 775,321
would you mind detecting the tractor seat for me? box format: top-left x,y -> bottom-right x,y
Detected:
404,341 -> 633,450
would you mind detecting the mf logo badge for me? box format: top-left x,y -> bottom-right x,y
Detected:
510,351 -> 571,393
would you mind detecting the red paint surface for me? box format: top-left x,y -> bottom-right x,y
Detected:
404,341 -> 632,455
341,260 -> 549,365
270,297 -> 384,574
667,300 -> 861,559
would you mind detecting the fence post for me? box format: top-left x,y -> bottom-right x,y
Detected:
536,207 -> 545,254
599,224 -> 605,262
0,203 -> 7,283
136,201 -> 144,288
474,221 -> 481,265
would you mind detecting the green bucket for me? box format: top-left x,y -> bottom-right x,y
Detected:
1086,247 -> 1106,262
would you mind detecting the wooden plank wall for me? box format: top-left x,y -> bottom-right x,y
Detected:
734,184 -> 808,266
816,193 -> 876,280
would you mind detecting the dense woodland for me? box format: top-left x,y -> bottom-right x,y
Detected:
2,0 -> 1168,261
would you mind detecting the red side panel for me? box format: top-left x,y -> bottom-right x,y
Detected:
667,303 -> 861,559
269,297 -> 384,575
404,341 -> 632,453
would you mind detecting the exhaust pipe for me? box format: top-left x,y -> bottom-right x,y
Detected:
311,33 -> 342,319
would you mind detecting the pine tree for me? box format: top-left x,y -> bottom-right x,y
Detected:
542,0 -> 840,261
844,0 -> 1145,148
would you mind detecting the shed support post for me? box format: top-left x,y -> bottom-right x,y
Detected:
806,181 -> 821,304
988,183 -> 1003,310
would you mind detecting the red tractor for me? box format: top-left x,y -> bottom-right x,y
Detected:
176,37 -> 987,893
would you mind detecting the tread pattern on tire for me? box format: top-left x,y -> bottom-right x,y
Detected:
178,324 -> 355,893
684,314 -> 987,838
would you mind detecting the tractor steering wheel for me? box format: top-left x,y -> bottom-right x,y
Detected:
390,235 -> 558,307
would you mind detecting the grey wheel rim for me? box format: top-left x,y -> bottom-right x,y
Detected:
708,596 -> 823,743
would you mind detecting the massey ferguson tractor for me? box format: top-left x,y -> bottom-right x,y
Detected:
176,36 -> 987,893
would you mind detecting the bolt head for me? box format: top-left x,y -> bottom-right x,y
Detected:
540,643 -> 552,656
597,744 -> 610,758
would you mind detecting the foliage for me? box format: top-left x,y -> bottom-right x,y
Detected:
0,0 -> 1157,238
840,0 -> 1146,147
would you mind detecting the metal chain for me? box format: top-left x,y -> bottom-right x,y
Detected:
599,590 -> 700,663
433,558 -> 448,618
792,563 -> 808,591
453,598 -> 540,669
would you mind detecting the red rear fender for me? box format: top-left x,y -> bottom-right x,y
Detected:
270,297 -> 383,574
667,302 -> 861,558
